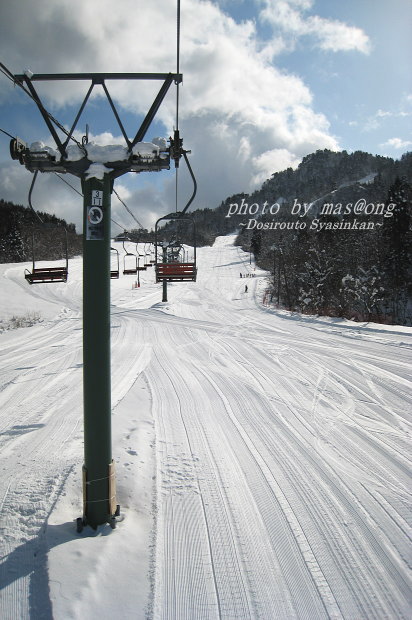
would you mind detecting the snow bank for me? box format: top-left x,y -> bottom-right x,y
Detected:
30,141 -> 164,163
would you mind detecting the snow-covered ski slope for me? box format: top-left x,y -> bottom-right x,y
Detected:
0,234 -> 411,619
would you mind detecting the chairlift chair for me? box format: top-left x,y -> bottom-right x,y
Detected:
144,243 -> 153,267
122,240 -> 138,275
110,247 -> 120,279
149,242 -> 156,264
135,244 -> 147,271
154,214 -> 197,282
24,226 -> 69,284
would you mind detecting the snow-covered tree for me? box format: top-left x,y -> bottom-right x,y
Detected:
297,247 -> 335,314
340,267 -> 385,321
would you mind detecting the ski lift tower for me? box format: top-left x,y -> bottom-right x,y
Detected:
9,71 -> 184,530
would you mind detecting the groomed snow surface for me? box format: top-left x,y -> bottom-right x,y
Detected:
0,235 -> 411,619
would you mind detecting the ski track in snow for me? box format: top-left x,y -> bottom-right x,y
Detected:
0,235 -> 411,619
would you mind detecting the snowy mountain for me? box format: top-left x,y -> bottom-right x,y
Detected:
0,235 -> 411,618
204,151 -> 409,246
253,149 -> 412,212
228,152 -> 412,326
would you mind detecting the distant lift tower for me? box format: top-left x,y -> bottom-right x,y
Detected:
10,71 -> 185,530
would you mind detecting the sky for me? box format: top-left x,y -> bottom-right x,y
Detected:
0,0 -> 411,233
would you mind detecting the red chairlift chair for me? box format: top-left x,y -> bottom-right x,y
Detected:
154,214 -> 197,282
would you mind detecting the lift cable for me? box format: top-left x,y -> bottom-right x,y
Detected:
0,127 -> 16,140
176,0 -> 181,132
52,172 -> 126,231
0,62 -> 19,84
28,168 -> 125,233
0,62 -> 86,153
53,172 -> 83,197
174,0 -> 183,215
111,217 -> 126,232
112,187 -> 145,230
174,0 -> 181,214
172,0 -> 197,218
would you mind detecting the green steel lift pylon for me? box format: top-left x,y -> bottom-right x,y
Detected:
9,70 -> 184,530
82,175 -> 116,527
162,244 -> 168,302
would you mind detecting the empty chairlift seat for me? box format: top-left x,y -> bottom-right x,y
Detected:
155,262 -> 197,281
24,227 -> 69,284
121,240 -> 138,275
110,247 -> 120,279
123,253 -> 138,275
25,266 -> 68,284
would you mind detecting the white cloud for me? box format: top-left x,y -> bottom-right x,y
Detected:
376,109 -> 392,118
380,137 -> 412,150
251,148 -> 301,186
0,160 -> 83,226
259,0 -> 371,54
0,0 -> 340,230
363,106 -> 412,132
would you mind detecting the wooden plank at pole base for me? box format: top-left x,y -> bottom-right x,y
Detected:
81,462 -> 116,527
108,460 -> 117,517
82,464 -> 87,522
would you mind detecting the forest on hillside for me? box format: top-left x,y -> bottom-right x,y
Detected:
236,174 -> 411,325
0,199 -> 82,263
1,148 -> 411,324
